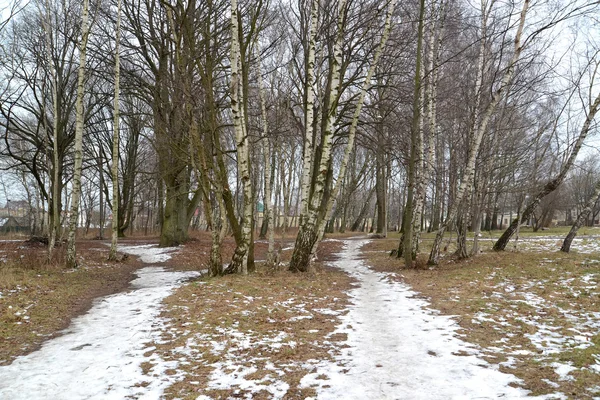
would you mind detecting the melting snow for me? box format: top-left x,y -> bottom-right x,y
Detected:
300,239 -> 533,399
117,243 -> 179,264
0,261 -> 199,399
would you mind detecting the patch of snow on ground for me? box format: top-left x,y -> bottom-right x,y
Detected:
0,266 -> 199,399
117,243 -> 179,264
516,236 -> 600,254
300,239 -> 533,399
184,327 -> 293,399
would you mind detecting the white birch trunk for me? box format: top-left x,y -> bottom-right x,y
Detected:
429,0 -> 529,265
561,179 -> 600,253
289,0 -> 348,272
257,60 -> 276,267
299,0 -> 320,222
495,90 -> 600,251
227,0 -> 252,275
412,0 -> 444,255
312,0 -> 397,255
66,0 -> 90,268
109,0 -> 121,261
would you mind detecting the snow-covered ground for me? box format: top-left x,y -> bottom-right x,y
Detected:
300,239 -> 535,399
0,245 -> 198,400
2,239 -> 589,399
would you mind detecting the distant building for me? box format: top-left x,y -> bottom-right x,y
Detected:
0,216 -> 30,234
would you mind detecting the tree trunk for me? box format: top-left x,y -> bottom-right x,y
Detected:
402,0 -> 426,267
160,175 -> 190,246
258,63 -> 276,267
298,0 -> 320,222
290,0 -> 348,272
351,187 -> 375,231
225,0 -> 253,275
98,154 -> 104,240
65,0 -> 90,268
42,0 -> 61,260
311,0 -> 396,258
375,143 -> 387,236
109,0 -> 121,260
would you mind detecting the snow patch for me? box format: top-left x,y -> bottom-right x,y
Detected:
0,267 -> 200,399
117,243 -> 179,264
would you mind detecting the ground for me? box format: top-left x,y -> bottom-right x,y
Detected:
0,228 -> 598,399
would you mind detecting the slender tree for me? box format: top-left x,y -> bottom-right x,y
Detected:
108,0 -> 121,261
66,0 -> 91,268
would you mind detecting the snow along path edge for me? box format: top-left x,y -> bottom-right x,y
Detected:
0,244 -> 200,400
300,238 -> 538,400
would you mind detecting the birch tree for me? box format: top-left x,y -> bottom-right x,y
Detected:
401,0 -> 426,268
258,59 -> 276,267
313,0 -> 397,255
66,0 -> 91,268
225,0 -> 253,275
289,0 -> 396,271
108,0 -> 121,261
428,0 -> 529,265
289,0 -> 348,272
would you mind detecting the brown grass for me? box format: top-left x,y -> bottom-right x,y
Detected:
142,239 -> 352,399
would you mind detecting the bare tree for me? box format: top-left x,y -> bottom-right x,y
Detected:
66,0 -> 91,268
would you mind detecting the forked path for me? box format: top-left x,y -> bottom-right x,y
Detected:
302,238 -> 533,399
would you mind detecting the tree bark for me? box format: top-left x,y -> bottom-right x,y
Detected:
289,0 -> 348,272
258,59 -> 276,267
225,0 -> 253,275
41,0 -> 61,260
65,0 -> 90,268
402,0 -> 426,267
109,0 -> 121,261
561,181 -> 600,252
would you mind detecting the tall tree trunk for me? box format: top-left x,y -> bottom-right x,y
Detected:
351,187 -> 376,231
310,0 -> 396,259
290,0 -> 348,272
561,181 -> 600,253
258,62 -> 276,267
109,0 -> 121,261
298,0 -> 319,222
98,154 -> 104,239
401,0 -> 426,267
225,0 -> 253,275
66,0 -> 90,268
41,0 -> 61,260
375,135 -> 387,236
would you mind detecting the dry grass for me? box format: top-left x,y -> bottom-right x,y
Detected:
364,236 -> 600,399
142,240 -> 353,399
0,239 -> 141,365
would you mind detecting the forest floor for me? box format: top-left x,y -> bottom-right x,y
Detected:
0,229 -> 598,399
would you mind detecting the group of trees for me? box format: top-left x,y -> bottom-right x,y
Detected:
0,0 -> 598,272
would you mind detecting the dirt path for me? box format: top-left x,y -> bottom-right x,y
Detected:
0,246 -> 198,400
302,238 -> 535,399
